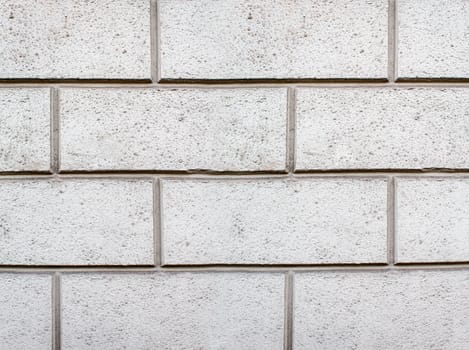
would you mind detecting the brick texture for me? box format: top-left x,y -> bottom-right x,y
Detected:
0,273 -> 52,350
0,88 -> 50,172
396,177 -> 469,263
0,179 -> 154,265
296,88 -> 469,170
398,0 -> 469,79
1,0 -> 468,349
295,270 -> 469,350
0,0 -> 151,80
160,0 -> 388,80
59,88 -> 287,172
61,273 -> 284,350
161,178 -> 388,265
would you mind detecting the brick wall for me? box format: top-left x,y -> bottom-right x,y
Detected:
1,0 -> 468,349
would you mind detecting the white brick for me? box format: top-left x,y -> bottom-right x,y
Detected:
160,0 -> 388,80
161,178 -> 387,265
398,0 -> 469,79
60,88 -> 287,172
0,0 -> 150,80
62,272 -> 284,350
0,89 -> 50,172
0,180 -> 153,265
0,273 -> 52,350
296,88 -> 469,170
396,178 -> 469,263
295,270 -> 469,350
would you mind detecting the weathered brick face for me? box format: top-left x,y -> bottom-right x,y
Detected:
0,0 -> 468,349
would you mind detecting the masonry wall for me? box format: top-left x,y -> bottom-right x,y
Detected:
0,1 -> 468,349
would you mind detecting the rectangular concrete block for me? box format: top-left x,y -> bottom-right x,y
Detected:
0,88 -> 50,172
160,0 -> 388,80
62,272 -> 285,350
295,270 -> 469,350
396,177 -> 469,263
59,88 -> 287,172
296,88 -> 469,170
0,0 -> 151,80
161,178 -> 388,265
0,179 -> 153,265
0,273 -> 52,350
398,0 -> 469,79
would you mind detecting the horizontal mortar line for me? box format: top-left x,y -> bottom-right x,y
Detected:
396,78 -> 469,83
0,171 -> 469,181
0,171 -> 54,176
57,169 -> 289,176
3,81 -> 469,89
1,170 -> 469,180
168,261 -> 469,269
160,263 -> 389,269
0,172 -> 291,180
0,263 -> 387,269
158,78 -> 389,84
294,168 -> 469,174
2,263 -> 469,273
160,78 -> 469,85
0,78 -> 152,84
0,173 -> 156,180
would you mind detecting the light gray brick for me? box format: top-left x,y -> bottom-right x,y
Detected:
160,0 -> 388,80
396,177 -> 469,263
161,178 -> 387,265
295,270 -> 469,350
398,0 -> 469,79
296,88 -> 469,170
0,88 -> 50,172
60,88 -> 287,172
0,273 -> 52,350
0,0 -> 150,80
62,272 -> 284,350
0,179 -> 153,265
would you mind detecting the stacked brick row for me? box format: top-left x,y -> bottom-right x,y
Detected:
0,0 -> 468,349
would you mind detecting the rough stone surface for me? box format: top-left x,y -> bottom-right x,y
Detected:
161,178 -> 387,265
0,88 -> 50,172
398,0 -> 469,79
0,273 -> 52,350
396,178 -> 469,263
160,0 -> 388,80
2,0 -> 469,346
0,179 -> 153,265
295,270 -> 469,350
61,272 -> 284,350
59,88 -> 287,171
296,88 -> 469,170
0,0 -> 151,80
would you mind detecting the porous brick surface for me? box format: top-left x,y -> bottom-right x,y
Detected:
160,0 -> 388,80
59,88 -> 287,171
398,0 -> 469,79
0,0 -> 151,80
295,270 -> 469,350
396,177 -> 469,263
0,179 -> 154,265
1,0 -> 468,348
296,88 -> 469,170
0,273 -> 52,350
161,178 -> 388,265
61,272 -> 285,350
0,88 -> 50,172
